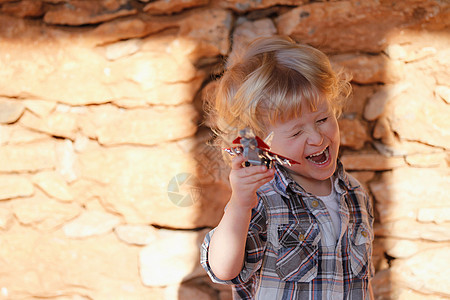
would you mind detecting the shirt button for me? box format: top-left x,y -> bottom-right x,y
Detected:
311,200 -> 319,208
298,233 -> 305,241
361,231 -> 368,238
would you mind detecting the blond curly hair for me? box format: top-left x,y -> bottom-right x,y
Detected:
206,36 -> 351,147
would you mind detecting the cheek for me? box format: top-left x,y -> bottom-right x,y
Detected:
271,138 -> 305,158
284,139 -> 306,158
328,120 -> 340,143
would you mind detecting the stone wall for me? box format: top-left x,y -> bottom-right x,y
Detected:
0,0 -> 449,299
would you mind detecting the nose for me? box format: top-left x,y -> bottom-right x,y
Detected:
306,128 -> 323,146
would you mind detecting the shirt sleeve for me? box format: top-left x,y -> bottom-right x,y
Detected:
200,197 -> 268,285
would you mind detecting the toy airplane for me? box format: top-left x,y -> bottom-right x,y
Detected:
223,128 -> 300,168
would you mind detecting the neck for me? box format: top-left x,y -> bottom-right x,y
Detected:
284,167 -> 332,196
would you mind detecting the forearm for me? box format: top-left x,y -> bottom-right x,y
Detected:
208,199 -> 253,281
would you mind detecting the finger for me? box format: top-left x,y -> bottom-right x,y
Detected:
242,165 -> 273,176
234,168 -> 274,186
245,168 -> 275,185
231,155 -> 246,170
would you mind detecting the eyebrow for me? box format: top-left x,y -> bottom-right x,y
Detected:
284,120 -> 304,134
284,109 -> 330,134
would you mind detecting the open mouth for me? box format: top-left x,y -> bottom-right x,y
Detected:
306,146 -> 330,165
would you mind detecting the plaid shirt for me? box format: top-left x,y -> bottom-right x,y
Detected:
201,161 -> 374,299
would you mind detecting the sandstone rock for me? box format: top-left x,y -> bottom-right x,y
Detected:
343,84 -> 377,117
395,289 -> 449,300
164,282 -> 215,300
0,175 -> 34,200
178,8 -> 232,57
382,238 -> 450,261
364,82 -> 410,121
0,141 -> 56,172
1,0 -> 44,17
0,98 -> 25,124
0,124 -> 49,145
338,118 -> 368,150
331,54 -> 404,85
105,38 -> 205,105
220,0 -> 306,12
55,139 -> 79,183
44,0 -> 137,25
0,16 -> 204,106
340,152 -> 406,171
276,0 -> 449,53
405,151 -> 448,168
186,276 -> 233,300
79,104 -> 199,146
373,116 -> 397,145
434,49 -> 450,85
384,43 -> 408,61
404,46 -> 438,63
435,85 -> 450,104
388,89 -> 450,150
19,109 -> 78,140
373,139 -> 443,157
105,38 -> 143,61
371,269 -> 391,299
94,10 -> 231,60
0,224 -> 161,299
63,210 -> 122,238
375,219 -> 450,242
12,191 -> 81,231
417,207 -> 450,224
68,179 -> 107,207
90,16 -> 178,46
390,247 -> 450,296
0,202 -> 14,230
22,99 -> 57,118
372,269 -> 450,300
144,0 -> 209,15
385,239 -> 420,259
370,167 -> 450,226
384,43 -> 439,63
139,229 -> 208,286
32,171 -> 74,202
115,75 -> 205,107
114,224 -> 158,246
77,141 -> 230,228
231,18 -> 276,55
371,237 -> 389,272
193,142 -> 231,186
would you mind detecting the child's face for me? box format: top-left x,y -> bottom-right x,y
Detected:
267,99 -> 340,190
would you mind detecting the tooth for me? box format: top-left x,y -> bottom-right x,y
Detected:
309,149 -> 325,157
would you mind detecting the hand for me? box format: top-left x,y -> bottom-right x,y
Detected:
229,155 -> 275,210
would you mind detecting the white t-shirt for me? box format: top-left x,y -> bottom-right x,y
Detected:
317,178 -> 341,246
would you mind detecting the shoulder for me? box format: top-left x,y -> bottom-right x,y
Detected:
340,171 -> 374,221
345,172 -> 366,193
335,161 -> 368,197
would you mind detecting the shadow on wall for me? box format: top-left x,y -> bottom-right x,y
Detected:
0,1 -> 449,300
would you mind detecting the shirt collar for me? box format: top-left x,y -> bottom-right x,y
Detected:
269,159 -> 358,197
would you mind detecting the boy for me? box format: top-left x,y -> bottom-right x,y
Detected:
201,36 -> 374,299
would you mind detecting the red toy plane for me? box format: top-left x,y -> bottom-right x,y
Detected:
223,128 -> 300,168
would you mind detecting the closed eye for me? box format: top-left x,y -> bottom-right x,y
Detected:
291,130 -> 303,137
317,117 -> 328,124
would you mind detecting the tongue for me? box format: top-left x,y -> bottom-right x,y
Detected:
309,153 -> 326,163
